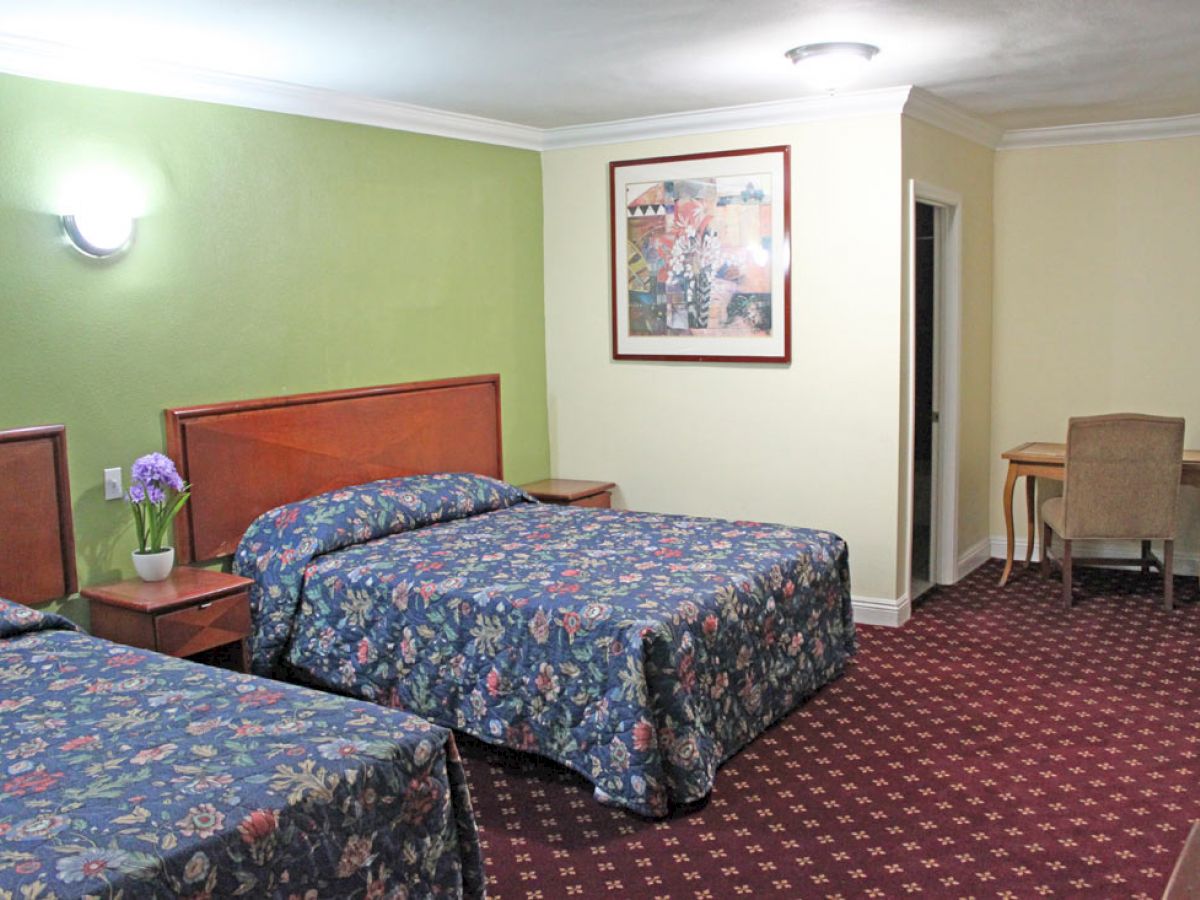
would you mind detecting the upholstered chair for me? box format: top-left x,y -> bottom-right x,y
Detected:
1041,413 -> 1185,611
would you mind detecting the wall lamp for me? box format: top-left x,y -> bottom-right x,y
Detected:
62,209 -> 136,259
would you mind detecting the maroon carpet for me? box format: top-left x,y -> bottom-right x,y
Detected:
458,559 -> 1200,898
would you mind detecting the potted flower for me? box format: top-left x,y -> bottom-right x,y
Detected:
126,452 -> 190,582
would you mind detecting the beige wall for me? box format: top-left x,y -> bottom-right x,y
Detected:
901,117 -> 996,594
542,116 -> 906,603
544,113 -> 1197,607
991,136 -> 1200,562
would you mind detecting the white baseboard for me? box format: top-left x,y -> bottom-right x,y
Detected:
955,537 -> 991,581
856,534 -> 1194,632
852,594 -> 912,628
987,536 -> 1200,577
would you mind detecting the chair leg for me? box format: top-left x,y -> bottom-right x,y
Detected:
1164,540 -> 1174,612
1041,523 -> 1052,578
1062,539 -> 1073,609
1141,540 -> 1152,575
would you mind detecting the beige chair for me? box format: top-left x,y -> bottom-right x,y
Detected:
1041,413 -> 1185,611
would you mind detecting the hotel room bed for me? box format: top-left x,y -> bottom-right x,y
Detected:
233,472 -> 855,817
0,423 -> 484,898
0,596 -> 484,898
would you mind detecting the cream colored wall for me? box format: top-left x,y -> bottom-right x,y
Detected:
542,117 -> 905,602
900,117 -> 995,594
992,136 -> 1200,561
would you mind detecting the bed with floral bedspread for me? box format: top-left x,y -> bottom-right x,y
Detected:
0,597 -> 483,899
235,473 -> 855,818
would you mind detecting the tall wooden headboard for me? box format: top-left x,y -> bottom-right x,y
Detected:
0,425 -> 78,605
166,374 -> 504,564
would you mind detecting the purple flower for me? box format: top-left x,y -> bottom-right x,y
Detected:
131,453 -> 184,492
126,451 -> 189,552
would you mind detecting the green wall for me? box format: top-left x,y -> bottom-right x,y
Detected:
0,74 -> 549,623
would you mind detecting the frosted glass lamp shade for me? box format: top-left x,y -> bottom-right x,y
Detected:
62,210 -> 135,258
786,42 -> 880,91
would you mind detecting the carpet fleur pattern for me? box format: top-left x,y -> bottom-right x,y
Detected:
459,560 -> 1200,898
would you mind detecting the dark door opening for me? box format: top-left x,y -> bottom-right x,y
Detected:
912,202 -> 937,598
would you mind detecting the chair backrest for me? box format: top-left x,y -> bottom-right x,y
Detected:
1062,413 -> 1185,539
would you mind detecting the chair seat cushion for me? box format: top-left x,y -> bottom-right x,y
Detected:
1042,496 -> 1065,534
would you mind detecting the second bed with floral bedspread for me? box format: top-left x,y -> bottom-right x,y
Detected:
235,474 -> 855,817
0,598 -> 483,898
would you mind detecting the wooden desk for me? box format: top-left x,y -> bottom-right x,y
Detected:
999,442 -> 1200,586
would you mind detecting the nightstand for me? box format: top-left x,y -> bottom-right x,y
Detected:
522,478 -> 616,509
83,568 -> 253,673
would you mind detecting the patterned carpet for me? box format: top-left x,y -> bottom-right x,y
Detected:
458,559 -> 1200,899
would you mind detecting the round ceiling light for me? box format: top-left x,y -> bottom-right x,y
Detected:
785,42 -> 880,92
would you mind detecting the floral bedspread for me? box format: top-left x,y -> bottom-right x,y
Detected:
0,597 -> 483,899
235,474 -> 855,817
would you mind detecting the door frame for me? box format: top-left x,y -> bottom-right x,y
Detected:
905,180 -> 963,594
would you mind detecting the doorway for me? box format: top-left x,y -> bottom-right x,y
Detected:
907,181 -> 962,603
911,202 -> 937,599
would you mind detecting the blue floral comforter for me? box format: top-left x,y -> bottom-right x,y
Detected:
0,597 -> 483,898
235,473 -> 855,817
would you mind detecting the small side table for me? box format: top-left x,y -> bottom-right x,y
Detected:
522,478 -> 616,509
83,568 -> 253,673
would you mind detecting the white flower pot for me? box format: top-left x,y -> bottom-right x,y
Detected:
132,548 -> 175,582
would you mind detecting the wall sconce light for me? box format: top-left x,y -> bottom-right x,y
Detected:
62,209 -> 136,258
785,42 -> 880,92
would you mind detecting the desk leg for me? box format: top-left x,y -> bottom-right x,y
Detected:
1000,463 -> 1018,586
1025,476 -> 1036,567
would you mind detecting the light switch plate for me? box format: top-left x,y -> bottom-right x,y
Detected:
103,467 -> 123,500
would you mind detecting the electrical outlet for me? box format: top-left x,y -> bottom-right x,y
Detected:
103,467 -> 123,500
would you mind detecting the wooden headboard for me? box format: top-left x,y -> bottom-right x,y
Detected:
166,374 -> 504,564
0,425 -> 78,605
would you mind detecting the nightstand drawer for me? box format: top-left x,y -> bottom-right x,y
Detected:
155,591 -> 251,659
571,491 -> 611,509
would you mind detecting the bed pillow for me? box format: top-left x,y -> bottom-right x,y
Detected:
234,473 -> 533,675
0,596 -> 79,639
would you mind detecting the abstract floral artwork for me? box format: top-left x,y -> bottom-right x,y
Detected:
610,146 -> 790,362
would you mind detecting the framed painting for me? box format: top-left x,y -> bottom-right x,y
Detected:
610,145 -> 791,363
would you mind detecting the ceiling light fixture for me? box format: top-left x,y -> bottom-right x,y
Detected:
785,42 -> 880,92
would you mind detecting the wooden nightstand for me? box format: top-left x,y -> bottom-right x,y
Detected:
83,568 -> 253,673
522,478 -> 616,509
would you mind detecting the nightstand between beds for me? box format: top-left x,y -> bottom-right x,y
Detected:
83,568 -> 253,672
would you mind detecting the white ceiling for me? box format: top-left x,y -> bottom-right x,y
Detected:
1,0 -> 1199,132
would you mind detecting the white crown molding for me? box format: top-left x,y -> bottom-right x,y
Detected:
4,31 -> 1196,154
0,32 -> 544,150
0,31 -> 910,152
540,86 -> 914,150
999,112 -> 1200,150
902,87 -> 1004,149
